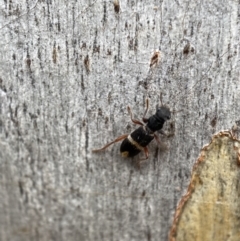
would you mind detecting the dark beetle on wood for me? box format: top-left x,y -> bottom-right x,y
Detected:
93,43 -> 222,161
92,99 -> 171,162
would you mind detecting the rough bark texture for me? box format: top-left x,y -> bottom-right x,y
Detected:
169,131 -> 240,241
0,1 -> 240,241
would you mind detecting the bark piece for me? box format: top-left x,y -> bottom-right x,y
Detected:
169,131 -> 240,241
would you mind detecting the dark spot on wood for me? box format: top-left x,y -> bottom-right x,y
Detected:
150,51 -> 160,67
18,181 -> 24,195
29,113 -> 38,120
227,54 -> 232,60
81,42 -> 87,49
31,77 -> 35,88
236,120 -> 240,126
65,40 -> 69,62
81,73 -> 85,90
52,46 -> 57,64
15,105 -> 19,117
183,43 -> 190,55
136,13 -> 139,22
118,41 -> 121,60
84,55 -> 90,72
154,147 -> 158,159
128,38 -> 134,50
138,81 -> 148,90
57,21 -> 61,32
0,78 -> 6,92
210,116 -> 217,127
85,125 -> 89,170
26,57 -> 31,68
211,94 -> 214,99
23,103 -> 27,114
9,0 -> 12,11
146,227 -> 151,241
141,190 -> 146,197
127,170 -> 134,186
93,29 -> 100,54
190,25 -> 194,36
12,53 -> 16,60
9,105 -> 18,126
75,56 -> 78,66
170,122 -> 175,132
108,92 -> 112,104
126,124 -> 131,132
114,0 -> 120,13
38,48 -> 41,60
107,49 -> 112,55
93,45 -> 100,54
33,120 -> 37,129
98,108 -> 103,116
134,38 -> 138,51
102,1 -> 107,23
105,116 -> 109,125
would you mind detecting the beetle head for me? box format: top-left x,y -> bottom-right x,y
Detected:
156,106 -> 171,121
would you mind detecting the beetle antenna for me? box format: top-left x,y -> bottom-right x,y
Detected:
160,92 -> 163,106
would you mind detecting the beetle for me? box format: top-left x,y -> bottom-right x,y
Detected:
92,99 -> 171,162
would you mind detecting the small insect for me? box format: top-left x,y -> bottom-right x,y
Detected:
92,99 -> 171,162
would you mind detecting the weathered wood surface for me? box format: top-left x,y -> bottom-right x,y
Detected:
0,1 -> 240,240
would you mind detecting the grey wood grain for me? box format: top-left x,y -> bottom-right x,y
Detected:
0,0 -> 239,240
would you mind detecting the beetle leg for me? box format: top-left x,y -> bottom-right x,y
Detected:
154,133 -> 161,145
92,134 -> 128,152
158,122 -> 175,138
143,146 -> 149,159
127,106 -> 144,126
154,133 -> 168,150
136,147 -> 149,169
142,117 -> 148,123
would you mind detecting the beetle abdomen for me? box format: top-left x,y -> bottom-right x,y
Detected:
120,127 -> 154,158
131,126 -> 154,147
120,138 -> 141,157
